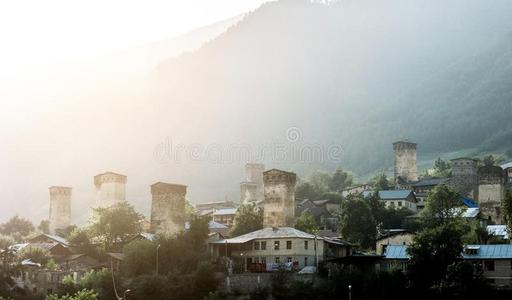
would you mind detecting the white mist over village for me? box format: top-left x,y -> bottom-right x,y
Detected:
1,1 -> 512,299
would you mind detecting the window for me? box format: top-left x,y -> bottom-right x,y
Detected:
254,257 -> 259,263
261,241 -> 267,250
274,241 -> 280,250
261,257 -> 266,264
304,257 -> 308,266
286,241 -> 292,249
390,201 -> 394,206
287,257 -> 292,263
484,261 -> 495,271
304,241 -> 308,250
275,257 -> 280,263
254,241 -> 260,250
398,201 -> 402,207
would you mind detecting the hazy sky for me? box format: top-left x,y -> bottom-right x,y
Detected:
0,0 -> 269,75
0,0 -> 270,223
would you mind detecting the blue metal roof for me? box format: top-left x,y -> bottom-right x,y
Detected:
384,244 -> 512,260
464,245 -> 512,260
462,197 -> 478,208
378,190 -> 413,200
384,245 -> 409,259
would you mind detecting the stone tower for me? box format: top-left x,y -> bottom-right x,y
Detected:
240,163 -> 265,204
94,172 -> 127,209
393,141 -> 418,184
150,182 -> 187,235
263,169 -> 297,228
478,165 -> 505,224
448,158 -> 479,199
49,186 -> 71,235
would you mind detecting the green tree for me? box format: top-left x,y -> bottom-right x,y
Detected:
46,289 -> 98,300
328,168 -> 353,193
131,274 -> 169,300
90,202 -> 143,250
295,182 -> 321,200
338,196 -> 376,249
0,215 -> 35,237
123,240 -> 156,277
420,184 -> 464,228
20,247 -> 51,265
431,157 -> 451,178
55,225 -> 78,239
68,228 -> 100,259
230,203 -> 263,237
79,269 -> 115,300
294,211 -> 319,234
503,190 -> 512,235
38,220 -> 50,234
407,222 -> 465,289
0,235 -> 14,250
482,154 -> 505,166
371,173 -> 390,191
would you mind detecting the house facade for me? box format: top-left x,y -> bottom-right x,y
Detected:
209,227 -> 351,273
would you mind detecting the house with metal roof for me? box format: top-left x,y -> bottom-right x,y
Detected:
383,244 -> 512,286
373,190 -> 418,212
212,208 -> 237,227
209,227 -> 352,273
487,225 -> 509,240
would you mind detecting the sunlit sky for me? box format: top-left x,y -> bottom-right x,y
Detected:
0,0 -> 268,75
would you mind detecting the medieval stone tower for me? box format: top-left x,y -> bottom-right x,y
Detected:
150,182 -> 187,235
393,141 -> 418,184
448,158 -> 479,199
94,172 -> 127,209
240,163 -> 265,204
49,186 -> 71,235
263,169 -> 296,228
478,165 -> 505,224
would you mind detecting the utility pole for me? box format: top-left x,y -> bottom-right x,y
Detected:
156,244 -> 161,275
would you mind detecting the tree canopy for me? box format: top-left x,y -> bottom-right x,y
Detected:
294,211 -> 319,234
338,195 -> 376,249
0,215 -> 34,238
230,203 -> 263,237
90,202 -> 144,250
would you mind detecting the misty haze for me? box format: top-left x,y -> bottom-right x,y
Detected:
1,0 -> 512,299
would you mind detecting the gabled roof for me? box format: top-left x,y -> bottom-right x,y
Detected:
210,227 -> 320,244
462,207 -> 480,218
29,234 -> 70,246
487,225 -> 509,239
209,221 -> 229,229
378,190 -> 414,200
212,208 -> 237,216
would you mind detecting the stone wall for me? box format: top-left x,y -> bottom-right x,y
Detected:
150,182 -> 187,235
49,186 -> 71,234
263,169 -> 297,228
93,172 -> 127,209
448,158 -> 478,199
393,141 -> 418,184
478,165 -> 505,224
240,163 -> 265,204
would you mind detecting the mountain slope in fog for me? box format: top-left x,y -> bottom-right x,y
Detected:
154,0 -> 512,175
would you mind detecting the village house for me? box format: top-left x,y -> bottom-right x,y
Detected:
376,230 -> 414,255
383,244 -> 512,287
209,227 -> 352,273
212,208 -> 237,227
364,190 -> 418,212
